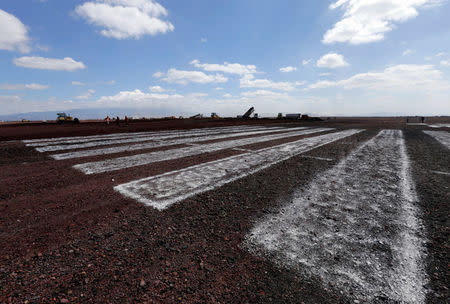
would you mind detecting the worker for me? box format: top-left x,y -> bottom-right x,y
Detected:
106,116 -> 110,125
116,116 -> 120,125
125,115 -> 129,126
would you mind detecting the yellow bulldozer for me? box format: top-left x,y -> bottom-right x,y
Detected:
57,113 -> 79,124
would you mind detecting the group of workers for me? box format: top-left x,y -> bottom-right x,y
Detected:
105,115 -> 129,126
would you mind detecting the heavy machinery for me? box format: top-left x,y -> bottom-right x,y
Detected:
242,107 -> 254,119
57,113 -> 79,124
211,112 -> 220,119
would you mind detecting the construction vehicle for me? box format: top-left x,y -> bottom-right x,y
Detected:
286,113 -> 302,120
242,107 -> 254,119
190,114 -> 203,119
57,112 -> 79,124
277,113 -> 283,119
211,112 -> 220,119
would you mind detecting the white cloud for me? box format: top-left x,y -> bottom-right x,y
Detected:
0,9 -> 31,53
149,85 -> 166,92
190,60 -> 257,75
14,56 -> 86,71
241,90 -> 288,98
223,93 -> 233,98
201,37 -> 207,43
76,89 -> 96,100
215,87 -> 224,90
403,49 -> 414,56
161,68 -> 228,85
97,89 -> 183,106
436,52 -> 445,57
323,0 -> 442,45
75,0 -> 174,39
0,83 -> 50,90
72,81 -> 85,86
280,66 -> 297,73
240,74 -> 303,91
309,64 -> 449,91
319,72 -> 331,77
317,52 -> 349,68
441,60 -> 450,67
153,71 -> 164,78
106,80 -> 116,85
302,59 -> 312,66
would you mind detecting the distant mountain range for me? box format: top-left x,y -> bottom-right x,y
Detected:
0,108 -> 448,122
0,108 -> 193,122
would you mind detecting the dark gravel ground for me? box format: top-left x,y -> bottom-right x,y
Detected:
0,119 -> 448,303
404,129 -> 450,303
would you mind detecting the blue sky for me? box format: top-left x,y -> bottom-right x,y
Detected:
1,0 -> 449,117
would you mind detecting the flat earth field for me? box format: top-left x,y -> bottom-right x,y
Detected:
0,118 -> 448,303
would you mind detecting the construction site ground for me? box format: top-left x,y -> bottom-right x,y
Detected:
0,118 -> 448,303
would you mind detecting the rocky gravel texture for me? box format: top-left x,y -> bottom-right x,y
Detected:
0,118 -> 448,303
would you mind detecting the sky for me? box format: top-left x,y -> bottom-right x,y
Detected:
0,0 -> 450,118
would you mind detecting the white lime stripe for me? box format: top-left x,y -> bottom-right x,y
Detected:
423,130 -> 450,149
246,130 -> 427,303
52,127 -> 310,160
74,128 -> 332,174
114,129 -> 362,210
24,125 -> 265,146
35,126 -> 284,152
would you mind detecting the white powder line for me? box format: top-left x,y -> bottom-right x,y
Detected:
114,129 -> 362,210
35,126 -> 290,152
245,130 -> 427,303
52,127 -> 311,160
23,125 -> 264,145
423,130 -> 450,150
431,170 -> 450,176
74,128 -> 333,174
300,155 -> 334,161
427,123 -> 450,128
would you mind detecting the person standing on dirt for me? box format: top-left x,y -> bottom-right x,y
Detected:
125,115 -> 129,126
116,116 -> 120,125
106,116 -> 110,125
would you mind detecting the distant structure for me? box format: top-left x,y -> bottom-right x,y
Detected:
286,113 -> 302,120
190,114 -> 203,119
241,107 -> 255,119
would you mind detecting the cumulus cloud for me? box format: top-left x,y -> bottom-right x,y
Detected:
76,89 -> 96,100
149,85 -> 166,92
75,0 -> 174,39
436,52 -> 445,57
14,56 -> 86,71
441,60 -> 450,67
72,81 -> 85,86
317,53 -> 349,68
240,74 -> 303,91
0,9 -> 31,53
161,68 -> 228,85
302,59 -> 312,66
97,89 -> 183,107
309,64 -> 449,91
190,60 -> 257,75
323,0 -> 442,45
280,66 -> 297,72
